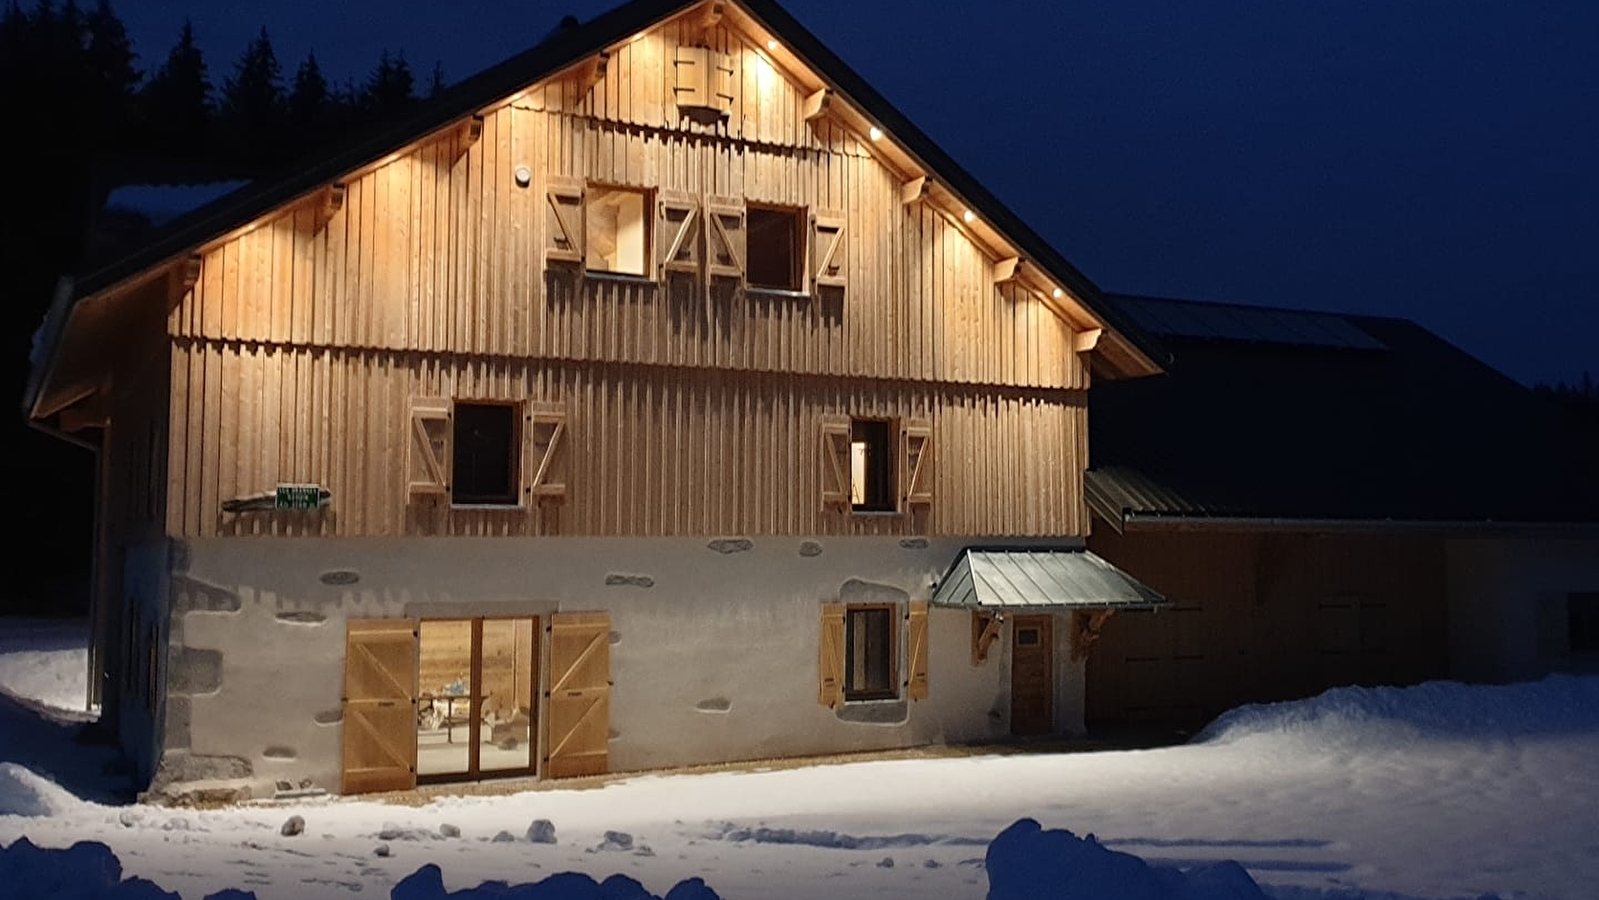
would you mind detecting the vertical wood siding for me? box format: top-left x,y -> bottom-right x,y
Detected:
164,22 -> 1093,539
167,346 -> 1085,539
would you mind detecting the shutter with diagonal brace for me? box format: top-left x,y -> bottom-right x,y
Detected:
705,195 -> 746,281
900,418 -> 933,509
545,611 -> 610,778
656,190 -> 702,280
906,600 -> 929,700
341,619 -> 419,794
407,398 -> 451,501
811,210 -> 847,290
819,415 -> 852,510
818,601 -> 845,707
546,176 -> 586,266
525,401 -> 568,501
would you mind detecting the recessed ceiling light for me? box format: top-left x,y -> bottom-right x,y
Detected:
868,126 -> 883,141
767,39 -> 779,51
1052,288 -> 1064,299
962,210 -> 975,224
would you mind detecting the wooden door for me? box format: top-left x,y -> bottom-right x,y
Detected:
342,618 -> 419,794
1010,615 -> 1054,736
545,612 -> 611,778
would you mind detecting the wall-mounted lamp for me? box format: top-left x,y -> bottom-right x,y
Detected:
514,165 -> 532,188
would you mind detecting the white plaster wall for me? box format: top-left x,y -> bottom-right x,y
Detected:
1445,538 -> 1599,683
172,535 -> 1075,796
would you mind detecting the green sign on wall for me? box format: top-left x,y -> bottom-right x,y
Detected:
275,484 -> 329,510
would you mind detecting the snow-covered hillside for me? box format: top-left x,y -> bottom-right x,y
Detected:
3,618 -> 1596,900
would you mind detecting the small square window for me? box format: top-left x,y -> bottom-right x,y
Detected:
850,419 -> 894,512
747,205 -> 803,291
846,604 -> 897,701
453,402 -> 519,505
587,185 -> 649,277
1571,593 -> 1599,655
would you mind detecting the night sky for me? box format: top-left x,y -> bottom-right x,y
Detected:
117,0 -> 1599,387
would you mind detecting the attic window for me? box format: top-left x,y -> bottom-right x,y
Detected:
452,402 -> 518,506
586,185 -> 649,277
748,205 -> 803,291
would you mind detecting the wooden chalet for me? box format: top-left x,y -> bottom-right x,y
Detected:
25,0 -> 1171,799
1084,295 -> 1599,731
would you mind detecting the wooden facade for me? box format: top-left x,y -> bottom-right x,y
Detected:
156,14 -> 1096,541
1085,530 -> 1450,727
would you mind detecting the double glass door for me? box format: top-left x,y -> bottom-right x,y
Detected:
416,617 -> 538,780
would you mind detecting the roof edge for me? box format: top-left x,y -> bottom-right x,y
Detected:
1116,513 -> 1599,538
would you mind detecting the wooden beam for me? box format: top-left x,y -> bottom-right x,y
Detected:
458,115 -> 484,147
993,257 -> 1022,283
802,88 -> 831,123
1073,327 -> 1103,352
1069,609 -> 1116,663
168,254 -> 202,306
697,0 -> 725,28
577,52 -> 609,92
58,401 -> 108,433
901,176 -> 930,206
971,611 -> 1003,665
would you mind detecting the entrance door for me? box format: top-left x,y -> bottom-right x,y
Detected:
1010,615 -> 1054,736
416,617 -> 538,782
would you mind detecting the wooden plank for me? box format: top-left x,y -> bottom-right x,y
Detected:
545,611 -> 610,778
341,618 -> 418,794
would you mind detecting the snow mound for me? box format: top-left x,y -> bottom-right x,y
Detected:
0,762 -> 82,817
1195,675 -> 1599,746
987,818 -> 1267,900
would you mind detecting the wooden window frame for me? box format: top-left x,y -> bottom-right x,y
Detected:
746,203 -> 808,293
451,400 -> 522,508
843,603 -> 898,702
584,182 -> 654,280
849,418 -> 896,514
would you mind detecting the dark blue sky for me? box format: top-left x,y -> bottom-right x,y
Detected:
119,0 -> 1599,387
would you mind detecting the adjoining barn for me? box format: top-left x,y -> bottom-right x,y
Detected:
1084,294 -> 1599,731
24,0 -> 1170,800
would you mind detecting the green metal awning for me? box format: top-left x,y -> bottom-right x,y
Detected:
930,548 -> 1168,611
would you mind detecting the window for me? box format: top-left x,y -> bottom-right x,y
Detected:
747,205 -> 804,290
850,419 -> 894,512
452,402 -> 518,505
845,604 -> 896,701
586,185 -> 649,276
1571,593 -> 1599,655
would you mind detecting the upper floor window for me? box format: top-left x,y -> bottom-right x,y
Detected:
587,185 -> 650,277
850,419 -> 895,512
747,204 -> 804,291
453,402 -> 519,506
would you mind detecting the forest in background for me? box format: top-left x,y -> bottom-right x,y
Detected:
0,0 -> 446,614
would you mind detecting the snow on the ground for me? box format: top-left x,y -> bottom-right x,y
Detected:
0,619 -> 90,716
3,618 -> 1596,900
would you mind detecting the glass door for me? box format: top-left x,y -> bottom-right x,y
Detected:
416,617 -> 538,781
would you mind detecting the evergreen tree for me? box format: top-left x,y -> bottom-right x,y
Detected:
428,60 -> 446,98
220,26 -> 285,172
363,48 -> 415,118
139,19 -> 213,167
83,0 -> 140,148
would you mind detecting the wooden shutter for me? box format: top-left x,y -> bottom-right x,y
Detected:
811,210 -> 846,290
906,600 -> 929,701
900,418 -> 933,509
818,602 -> 845,707
407,398 -> 451,500
341,619 -> 418,794
656,190 -> 702,280
526,401 -> 568,500
705,195 -> 746,281
819,415 -> 852,510
546,611 -> 610,778
545,175 -> 586,266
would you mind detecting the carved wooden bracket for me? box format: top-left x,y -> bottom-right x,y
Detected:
971,610 -> 1003,665
1069,609 -> 1117,662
